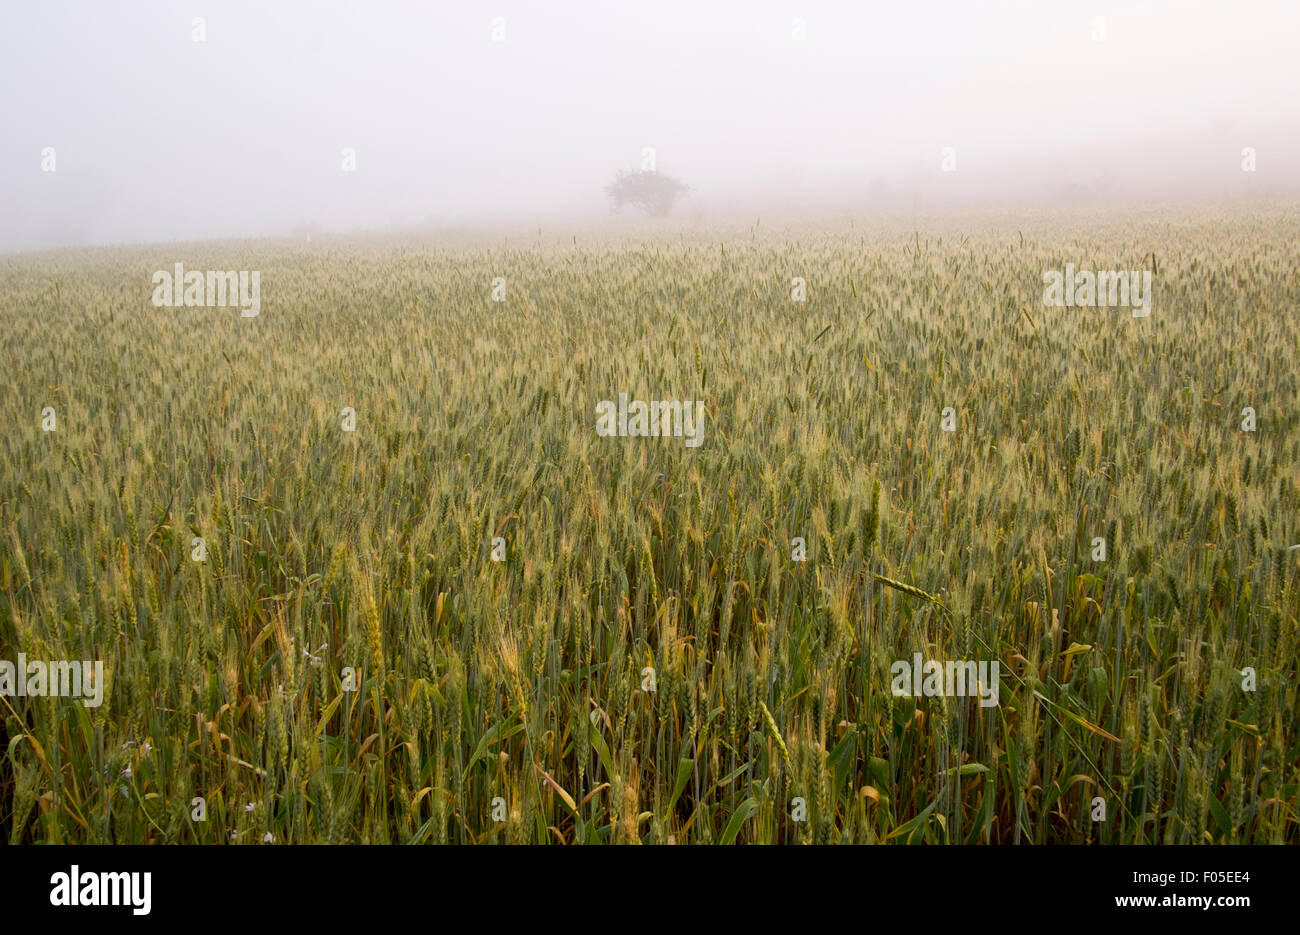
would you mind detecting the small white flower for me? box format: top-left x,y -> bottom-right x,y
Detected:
121,768 -> 132,779
244,802 -> 255,812
262,832 -> 273,844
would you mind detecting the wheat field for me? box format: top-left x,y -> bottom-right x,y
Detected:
2,206 -> 1297,844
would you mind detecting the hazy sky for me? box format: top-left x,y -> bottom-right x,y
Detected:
1,0 -> 1296,251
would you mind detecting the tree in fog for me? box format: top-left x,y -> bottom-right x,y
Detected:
604,169 -> 691,218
